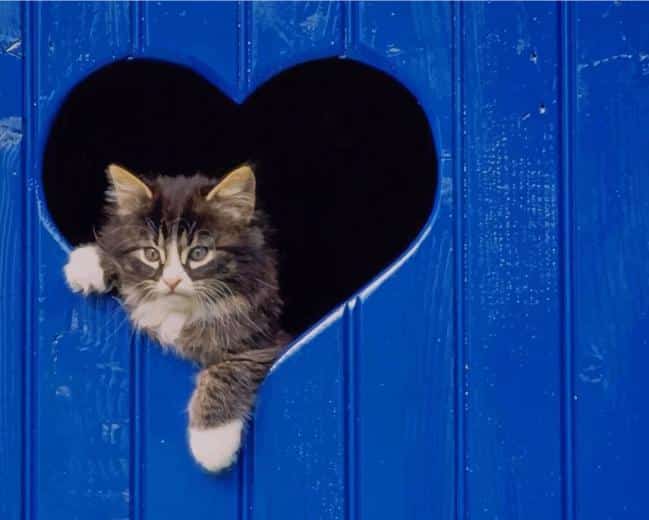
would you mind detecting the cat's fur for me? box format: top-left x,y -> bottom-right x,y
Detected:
64,164 -> 288,472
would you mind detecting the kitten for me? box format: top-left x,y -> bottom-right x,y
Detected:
64,163 -> 289,472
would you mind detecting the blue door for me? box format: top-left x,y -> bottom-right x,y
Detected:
1,2 -> 648,519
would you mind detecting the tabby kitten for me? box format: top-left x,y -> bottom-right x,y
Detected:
64,163 -> 288,472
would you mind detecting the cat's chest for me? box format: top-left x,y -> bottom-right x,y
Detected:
130,300 -> 192,346
155,312 -> 187,345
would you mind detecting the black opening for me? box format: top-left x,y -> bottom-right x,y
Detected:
44,59 -> 436,334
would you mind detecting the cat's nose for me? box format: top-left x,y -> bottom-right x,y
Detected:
163,277 -> 181,292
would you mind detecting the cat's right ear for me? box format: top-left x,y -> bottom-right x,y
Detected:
106,164 -> 152,215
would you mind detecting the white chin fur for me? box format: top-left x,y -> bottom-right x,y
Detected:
189,419 -> 244,472
64,245 -> 106,294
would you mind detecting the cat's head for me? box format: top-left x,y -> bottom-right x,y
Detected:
97,163 -> 275,312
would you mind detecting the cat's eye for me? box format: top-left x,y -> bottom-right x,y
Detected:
189,246 -> 208,262
143,247 -> 160,262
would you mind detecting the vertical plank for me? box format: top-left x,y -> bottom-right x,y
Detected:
32,3 -> 133,518
352,3 -> 455,519
140,3 -> 241,519
248,3 -> 346,518
138,340 -> 240,519
560,5 -> 575,519
453,4 -> 466,519
463,3 -> 562,519
0,3 -> 23,519
146,1 -> 239,98
572,3 -> 649,518
355,1 -> 452,157
249,1 -> 344,90
355,242 -> 455,520
252,318 -> 346,520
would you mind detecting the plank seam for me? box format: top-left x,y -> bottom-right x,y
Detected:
21,2 -> 35,519
237,1 -> 251,96
560,3 -> 576,520
140,1 -> 148,52
131,2 -> 139,56
342,1 -> 357,55
25,4 -> 40,518
343,298 -> 361,520
129,6 -> 146,520
129,332 -> 144,520
452,3 -> 467,520
239,419 -> 254,520
237,4 -> 254,517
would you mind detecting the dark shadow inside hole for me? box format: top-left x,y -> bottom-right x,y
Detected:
44,59 -> 436,334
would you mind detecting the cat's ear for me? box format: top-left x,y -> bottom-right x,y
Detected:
205,165 -> 256,223
106,164 -> 152,215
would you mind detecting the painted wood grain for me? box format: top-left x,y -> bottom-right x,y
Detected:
247,4 -> 346,518
572,3 -> 649,518
352,3 -> 455,519
138,3 -> 243,519
32,3 -> 132,518
253,314 -> 346,520
249,1 -> 343,89
463,3 -> 562,519
145,2 -> 239,98
0,3 -> 23,519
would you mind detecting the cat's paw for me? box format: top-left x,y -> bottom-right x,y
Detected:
188,419 -> 244,473
64,245 -> 107,295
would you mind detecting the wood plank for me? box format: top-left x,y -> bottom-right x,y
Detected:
572,3 -> 649,518
252,315 -> 346,520
351,2 -> 455,518
0,3 -> 24,519
248,3 -> 346,518
146,1 -> 239,99
249,1 -> 344,90
463,3 -> 562,518
32,3 -> 132,518
139,3 -> 242,519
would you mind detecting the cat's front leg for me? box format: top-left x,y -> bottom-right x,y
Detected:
187,348 -> 279,472
64,244 -> 109,295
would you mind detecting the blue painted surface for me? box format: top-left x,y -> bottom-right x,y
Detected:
0,2 -> 648,519
463,4 -> 562,518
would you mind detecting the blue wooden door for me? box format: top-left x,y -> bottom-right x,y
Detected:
1,2 -> 648,519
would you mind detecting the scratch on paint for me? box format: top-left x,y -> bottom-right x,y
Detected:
386,43 -> 403,57
1,38 -> 21,58
577,53 -> 635,71
515,38 -> 529,56
55,385 -> 71,398
300,12 -> 324,33
0,116 -> 22,149
31,180 -> 72,254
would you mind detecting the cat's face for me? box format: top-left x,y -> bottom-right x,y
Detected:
98,164 -> 265,313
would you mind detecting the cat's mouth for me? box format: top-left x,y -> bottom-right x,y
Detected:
152,293 -> 197,314
159,290 -> 193,300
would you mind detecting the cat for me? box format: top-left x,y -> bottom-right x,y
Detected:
64,163 -> 289,472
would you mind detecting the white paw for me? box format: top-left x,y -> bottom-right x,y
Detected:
188,419 -> 244,472
64,245 -> 106,295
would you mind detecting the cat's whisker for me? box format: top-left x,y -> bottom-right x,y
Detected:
253,277 -> 279,290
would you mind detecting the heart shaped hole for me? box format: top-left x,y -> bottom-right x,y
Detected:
43,59 -> 437,334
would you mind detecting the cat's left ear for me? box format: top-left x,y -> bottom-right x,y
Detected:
106,164 -> 152,215
205,165 -> 256,223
